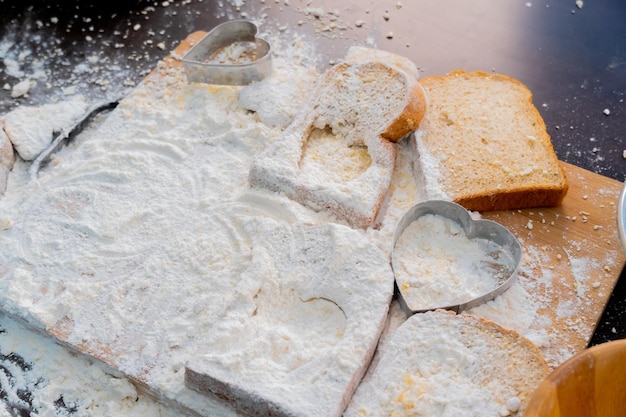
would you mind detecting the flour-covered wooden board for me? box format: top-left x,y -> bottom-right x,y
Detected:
0,32 -> 623,417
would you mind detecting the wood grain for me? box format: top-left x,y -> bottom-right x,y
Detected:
483,162 -> 624,363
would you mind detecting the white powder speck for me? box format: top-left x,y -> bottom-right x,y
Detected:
603,108 -> 611,116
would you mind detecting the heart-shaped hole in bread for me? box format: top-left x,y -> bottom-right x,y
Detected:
391,200 -> 521,314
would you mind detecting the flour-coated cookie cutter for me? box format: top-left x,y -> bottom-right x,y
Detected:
182,20 -> 272,86
391,200 -> 522,315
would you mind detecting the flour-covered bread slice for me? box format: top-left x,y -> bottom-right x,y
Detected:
413,70 -> 568,211
249,48 -> 426,228
344,310 -> 549,417
185,220 -> 395,417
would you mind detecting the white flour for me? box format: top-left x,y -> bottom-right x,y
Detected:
393,213 -> 512,311
2,96 -> 88,160
0,313 -> 186,417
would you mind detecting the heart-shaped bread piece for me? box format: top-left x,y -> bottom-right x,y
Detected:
392,200 -> 521,314
249,47 -> 426,229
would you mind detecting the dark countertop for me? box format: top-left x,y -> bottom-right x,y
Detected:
0,0 -> 624,356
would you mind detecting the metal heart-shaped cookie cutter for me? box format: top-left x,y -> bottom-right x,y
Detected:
391,200 -> 522,315
182,20 -> 272,86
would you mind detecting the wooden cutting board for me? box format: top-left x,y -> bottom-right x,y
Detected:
483,162 -> 624,364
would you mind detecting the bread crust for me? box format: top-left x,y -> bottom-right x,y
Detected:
455,183 -> 568,212
381,82 -> 427,142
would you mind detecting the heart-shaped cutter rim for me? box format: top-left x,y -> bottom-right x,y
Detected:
182,20 -> 272,85
391,200 -> 522,315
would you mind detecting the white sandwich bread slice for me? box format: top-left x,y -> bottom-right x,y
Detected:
248,47 -> 426,228
413,70 -> 568,211
344,310 -> 550,417
184,220 -> 395,417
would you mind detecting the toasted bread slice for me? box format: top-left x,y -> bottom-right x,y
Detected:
344,310 -> 550,417
413,70 -> 568,211
249,47 -> 426,228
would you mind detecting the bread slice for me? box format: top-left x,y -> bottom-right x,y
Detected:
344,310 -> 550,417
185,220 -> 395,417
413,70 -> 568,211
249,47 -> 426,228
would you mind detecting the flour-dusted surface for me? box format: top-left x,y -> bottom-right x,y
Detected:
0,314 -> 188,417
0,46 -> 399,415
186,221 -> 394,417
2,96 -> 88,161
0,28 -> 623,416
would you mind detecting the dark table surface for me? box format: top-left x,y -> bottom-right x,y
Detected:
0,0 -> 624,350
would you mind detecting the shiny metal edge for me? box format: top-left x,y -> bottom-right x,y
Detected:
182,20 -> 272,86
